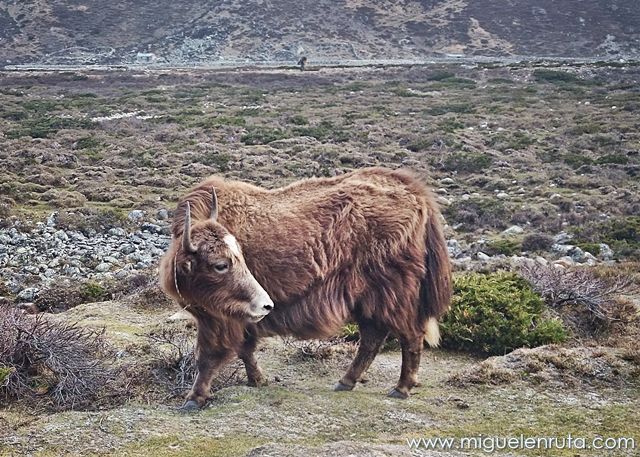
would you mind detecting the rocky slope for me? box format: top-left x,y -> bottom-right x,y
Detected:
0,0 -> 639,66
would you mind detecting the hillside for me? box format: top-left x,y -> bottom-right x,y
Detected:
0,0 -> 639,66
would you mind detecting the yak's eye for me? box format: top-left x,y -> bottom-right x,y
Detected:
213,261 -> 229,273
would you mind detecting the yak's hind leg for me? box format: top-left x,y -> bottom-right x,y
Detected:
239,333 -> 268,387
388,334 -> 424,399
334,319 -> 388,391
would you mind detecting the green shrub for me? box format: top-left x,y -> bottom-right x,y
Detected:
521,233 -> 554,252
572,216 -> 640,260
444,197 -> 511,231
288,115 -> 309,125
75,136 -> 102,150
596,154 -> 629,165
241,126 -> 287,145
484,238 -> 521,256
441,272 -> 567,355
200,152 -> 232,171
442,152 -> 492,173
426,103 -> 475,116
293,120 -> 350,143
6,116 -> 94,139
533,69 -> 582,84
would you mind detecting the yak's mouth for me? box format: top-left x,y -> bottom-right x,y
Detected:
248,313 -> 269,323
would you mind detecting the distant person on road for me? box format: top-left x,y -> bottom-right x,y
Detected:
297,56 -> 307,71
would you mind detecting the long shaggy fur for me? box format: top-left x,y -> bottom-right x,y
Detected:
159,167 -> 452,400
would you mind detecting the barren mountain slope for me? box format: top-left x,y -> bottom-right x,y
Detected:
0,0 -> 639,66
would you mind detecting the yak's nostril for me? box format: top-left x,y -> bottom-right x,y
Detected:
263,303 -> 274,311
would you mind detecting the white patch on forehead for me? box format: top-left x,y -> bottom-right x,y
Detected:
223,234 -> 241,257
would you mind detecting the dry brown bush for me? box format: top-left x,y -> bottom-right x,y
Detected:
146,325 -> 244,399
520,264 -> 639,322
0,304 -> 121,410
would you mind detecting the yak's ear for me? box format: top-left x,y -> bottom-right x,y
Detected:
210,187 -> 218,222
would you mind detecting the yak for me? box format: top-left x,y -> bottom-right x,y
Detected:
159,167 -> 452,410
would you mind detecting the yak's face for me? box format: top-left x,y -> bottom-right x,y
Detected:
174,202 -> 274,322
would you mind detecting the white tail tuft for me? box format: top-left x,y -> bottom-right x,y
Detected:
424,317 -> 441,348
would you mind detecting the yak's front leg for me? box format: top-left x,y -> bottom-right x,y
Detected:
182,346 -> 233,410
239,334 -> 268,387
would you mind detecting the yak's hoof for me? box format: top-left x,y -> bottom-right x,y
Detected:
248,378 -> 269,387
333,381 -> 355,392
387,388 -> 409,399
179,400 -> 201,412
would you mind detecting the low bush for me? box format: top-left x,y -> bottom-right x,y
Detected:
146,326 -> 244,397
442,152 -> 492,173
34,280 -> 113,313
444,197 -> 511,231
520,264 -> 639,322
441,272 -> 567,355
521,233 -> 554,252
484,238 -> 521,256
0,305 -> 120,410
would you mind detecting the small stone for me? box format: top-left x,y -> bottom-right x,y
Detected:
496,192 -> 509,199
119,244 -> 136,255
553,232 -> 573,244
440,178 -> 455,186
435,188 -> 448,195
502,225 -> 524,236
46,212 -> 57,227
17,287 -> 38,302
447,240 -> 463,258
599,243 -> 614,261
477,252 -> 491,261
95,262 -> 112,272
141,223 -> 161,234
108,227 -> 127,237
157,209 -> 169,220
436,197 -> 451,206
555,256 -> 575,268
127,210 -> 145,222
568,246 -> 587,262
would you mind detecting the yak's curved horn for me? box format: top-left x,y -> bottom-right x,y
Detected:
182,202 -> 197,253
210,187 -> 218,222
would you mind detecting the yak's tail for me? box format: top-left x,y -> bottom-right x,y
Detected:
420,209 -> 452,347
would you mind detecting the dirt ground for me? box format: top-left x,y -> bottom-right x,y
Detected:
1,298 -> 638,457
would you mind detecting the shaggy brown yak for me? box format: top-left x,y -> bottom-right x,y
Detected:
159,167 -> 451,410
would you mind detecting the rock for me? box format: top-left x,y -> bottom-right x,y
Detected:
555,256 -> 575,268
551,243 -> 573,254
567,246 -> 587,263
599,243 -> 614,261
127,210 -> 145,222
447,240 -> 463,258
553,232 -> 573,244
476,252 -> 491,261
17,287 -> 38,302
435,188 -> 448,195
534,256 -> 549,266
156,209 -> 169,220
141,223 -> 162,234
119,244 -> 136,255
502,225 -> 524,236
46,212 -> 57,227
496,192 -> 509,199
436,197 -> 451,206
440,177 -> 455,186
108,227 -> 127,237
95,262 -> 112,272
